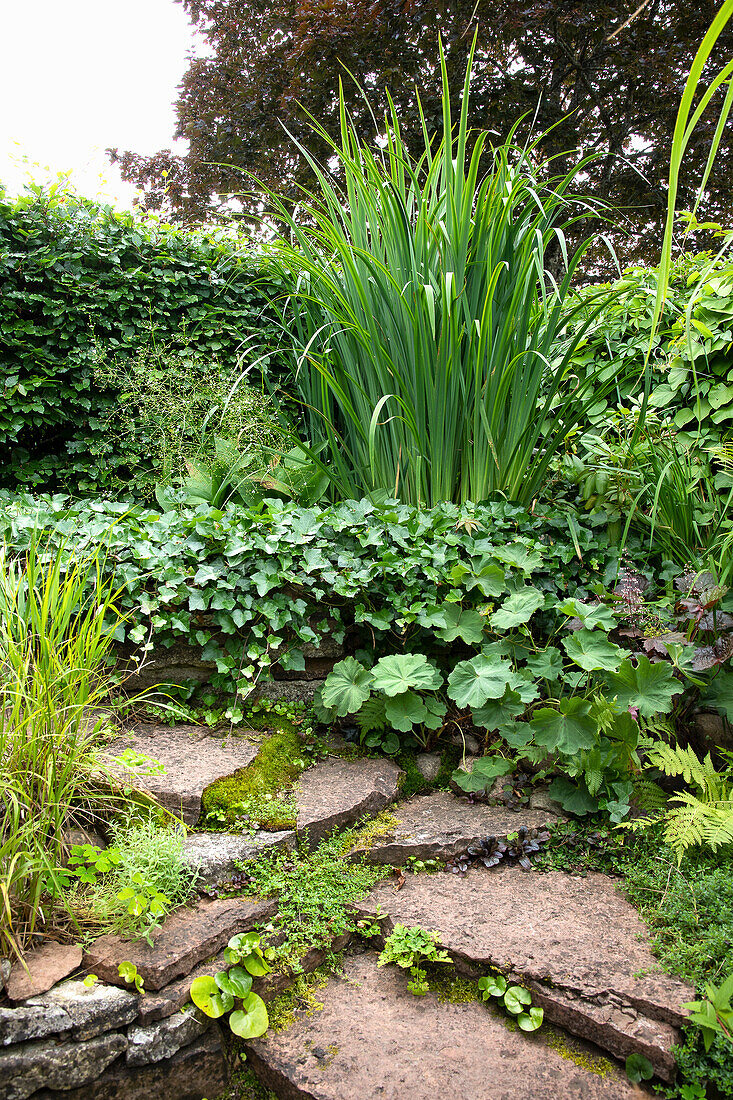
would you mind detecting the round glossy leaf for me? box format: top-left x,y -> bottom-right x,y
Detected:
243,952 -> 270,977
517,1006 -> 544,1032
477,974 -> 507,999
229,993 -> 269,1038
625,1053 -> 654,1083
190,975 -> 234,1019
225,966 -> 254,997
503,985 -> 532,1015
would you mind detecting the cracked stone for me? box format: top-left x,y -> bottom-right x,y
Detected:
83,896 -> 276,991
6,943 -> 83,1003
349,790 -> 555,863
354,867 -> 693,1080
245,951 -> 641,1100
295,757 -> 403,847
103,723 -> 259,826
0,1032 -> 127,1100
0,981 -> 138,1046
125,1007 -> 211,1066
182,828 -> 295,885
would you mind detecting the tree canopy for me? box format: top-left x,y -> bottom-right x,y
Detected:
111,0 -> 733,265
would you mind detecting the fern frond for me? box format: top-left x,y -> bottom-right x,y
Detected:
663,793 -> 714,857
646,743 -> 717,791
357,695 -> 388,734
632,778 -> 668,812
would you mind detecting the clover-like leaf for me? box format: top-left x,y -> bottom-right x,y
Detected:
447,655 -> 514,709
229,992 -> 269,1038
517,1006 -> 544,1032
190,975 -> 234,1018
503,985 -> 532,1015
372,654 -> 442,696
477,974 -> 507,999
605,656 -> 678,717
529,698 -> 597,755
490,587 -> 544,630
321,657 -> 373,716
563,629 -> 624,673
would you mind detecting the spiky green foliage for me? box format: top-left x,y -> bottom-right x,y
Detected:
267,40 -> 621,507
646,743 -> 733,860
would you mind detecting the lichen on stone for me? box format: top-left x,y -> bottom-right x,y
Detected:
546,1028 -> 614,1078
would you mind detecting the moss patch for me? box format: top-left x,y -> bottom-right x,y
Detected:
395,746 -> 461,799
267,966 -> 332,1032
546,1028 -> 615,1078
342,809 -> 401,853
201,721 -> 306,828
427,971 -> 480,1004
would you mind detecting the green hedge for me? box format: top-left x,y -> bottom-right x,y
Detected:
0,493 -> 616,693
0,185 -> 286,493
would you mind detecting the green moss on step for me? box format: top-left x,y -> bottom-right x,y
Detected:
427,972 -> 480,1004
344,809 -> 402,853
266,966 -> 332,1032
200,721 -> 307,829
546,1028 -> 614,1077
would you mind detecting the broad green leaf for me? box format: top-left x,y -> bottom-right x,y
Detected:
472,687 -> 525,730
556,598 -> 617,631
447,655 -> 514,709
503,985 -> 532,1015
372,653 -> 442,696
492,545 -> 543,574
434,604 -> 486,644
703,669 -> 733,720
229,993 -> 269,1038
321,657 -> 373,716
477,974 -> 507,999
490,588 -> 544,630
529,699 -> 597,754
222,967 -> 253,998
525,646 -> 563,681
605,656 -> 678,717
562,629 -> 624,673
452,755 -> 514,793
517,1006 -> 544,1032
548,776 -> 600,816
507,668 -> 540,704
384,690 -> 428,732
190,975 -> 234,1018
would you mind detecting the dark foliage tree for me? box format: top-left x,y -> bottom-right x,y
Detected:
111,0 -> 733,265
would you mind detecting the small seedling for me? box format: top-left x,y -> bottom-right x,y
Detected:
478,973 -> 543,1032
118,961 -> 144,993
190,933 -> 269,1038
625,1053 -> 654,1083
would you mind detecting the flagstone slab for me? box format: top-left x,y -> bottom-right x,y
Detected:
295,757 -> 403,847
0,981 -> 138,1046
103,723 -> 260,826
6,944 -> 83,1003
83,896 -> 276,991
182,828 -> 296,885
354,867 -> 693,1080
245,951 -> 642,1100
349,789 -> 555,864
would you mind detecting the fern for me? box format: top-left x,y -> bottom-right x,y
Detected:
664,793 -> 733,859
632,778 -> 668,813
646,742 -> 718,790
356,695 -> 388,734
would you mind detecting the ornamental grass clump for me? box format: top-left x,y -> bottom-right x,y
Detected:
0,538 -> 140,959
267,38 -> 620,507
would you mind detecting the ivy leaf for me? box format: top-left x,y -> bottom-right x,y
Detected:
321,657 -> 373,716
447,655 -> 514,709
472,687 -> 525,730
605,656 -> 679,717
490,588 -> 544,630
372,653 -> 443,696
525,646 -> 563,682
529,699 -> 597,754
384,691 -> 428,732
563,629 -> 624,673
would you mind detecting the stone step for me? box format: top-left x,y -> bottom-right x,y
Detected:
103,723 -> 260,827
245,950 -> 645,1100
83,896 -> 276,991
349,789 -> 556,864
182,828 -> 295,885
295,757 -> 403,848
352,867 -> 693,1081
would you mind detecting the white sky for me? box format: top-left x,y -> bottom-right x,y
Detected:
0,0 -> 198,209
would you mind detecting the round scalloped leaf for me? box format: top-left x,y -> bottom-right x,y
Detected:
190,975 -> 234,1018
229,993 -> 269,1038
625,1053 -> 654,1083
605,656 -> 678,717
243,951 -> 270,977
384,690 -> 428,732
517,1006 -> 544,1032
372,653 -> 443,696
503,985 -> 532,1014
562,629 -> 625,673
447,655 -> 514,709
529,698 -> 597,755
489,587 -> 544,630
322,658 -> 374,716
